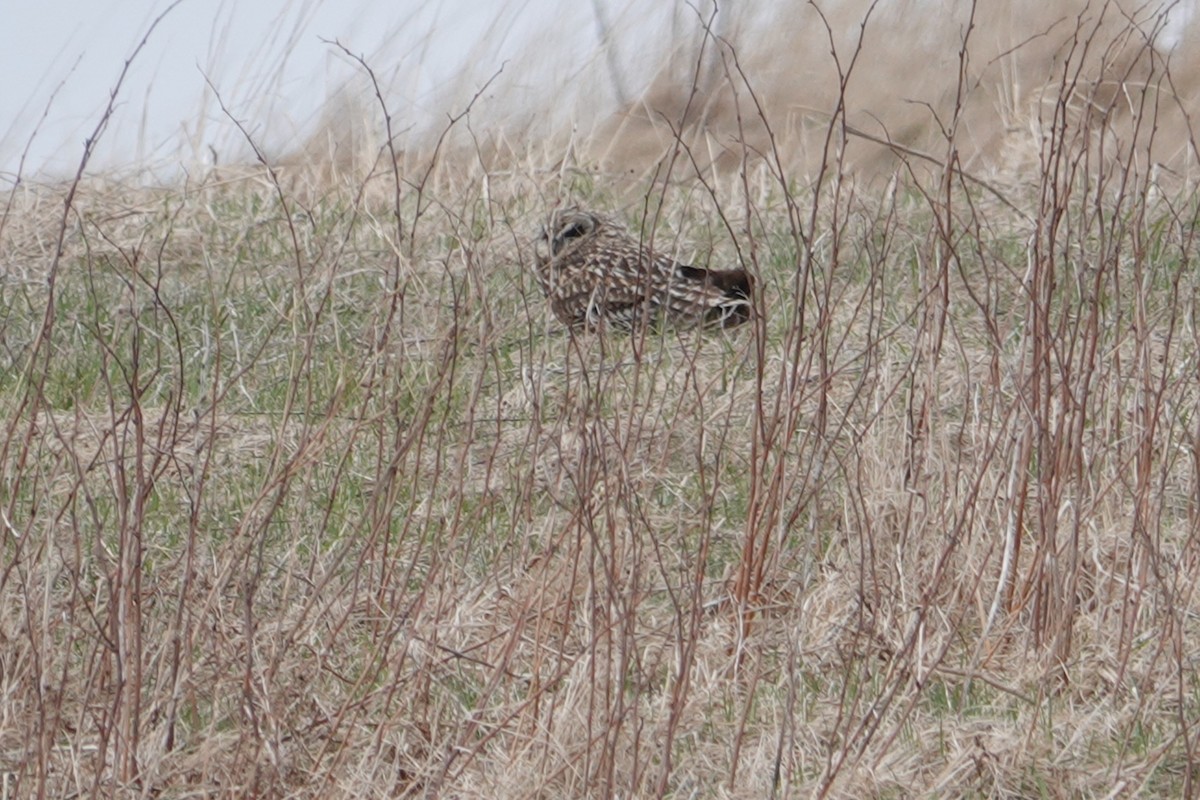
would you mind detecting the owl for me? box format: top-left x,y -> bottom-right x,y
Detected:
533,207 -> 754,330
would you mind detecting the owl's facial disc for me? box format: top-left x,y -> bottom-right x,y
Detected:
551,212 -> 597,255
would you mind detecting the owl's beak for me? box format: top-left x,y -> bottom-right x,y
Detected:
533,226 -> 551,262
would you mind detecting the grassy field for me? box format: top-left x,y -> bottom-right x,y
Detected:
4,2 -> 1200,797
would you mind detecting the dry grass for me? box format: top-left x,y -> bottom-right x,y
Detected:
4,1 -> 1200,797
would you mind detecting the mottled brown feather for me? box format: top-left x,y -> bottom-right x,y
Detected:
533,207 -> 754,331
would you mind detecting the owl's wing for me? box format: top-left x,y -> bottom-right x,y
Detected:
540,231 -> 692,329
584,248 -> 678,328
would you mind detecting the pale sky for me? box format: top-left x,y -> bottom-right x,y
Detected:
4,1 -> 1195,182
0,0 -> 645,181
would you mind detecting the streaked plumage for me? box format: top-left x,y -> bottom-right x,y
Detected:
533,207 -> 754,331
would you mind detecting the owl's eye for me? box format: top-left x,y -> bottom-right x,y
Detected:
552,217 -> 594,253
560,221 -> 590,240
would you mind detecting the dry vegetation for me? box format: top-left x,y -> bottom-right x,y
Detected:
5,0 -> 1200,797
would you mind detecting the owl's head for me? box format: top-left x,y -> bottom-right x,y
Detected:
537,207 -> 610,262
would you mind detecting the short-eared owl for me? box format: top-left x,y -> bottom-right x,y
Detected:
533,207 -> 754,330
